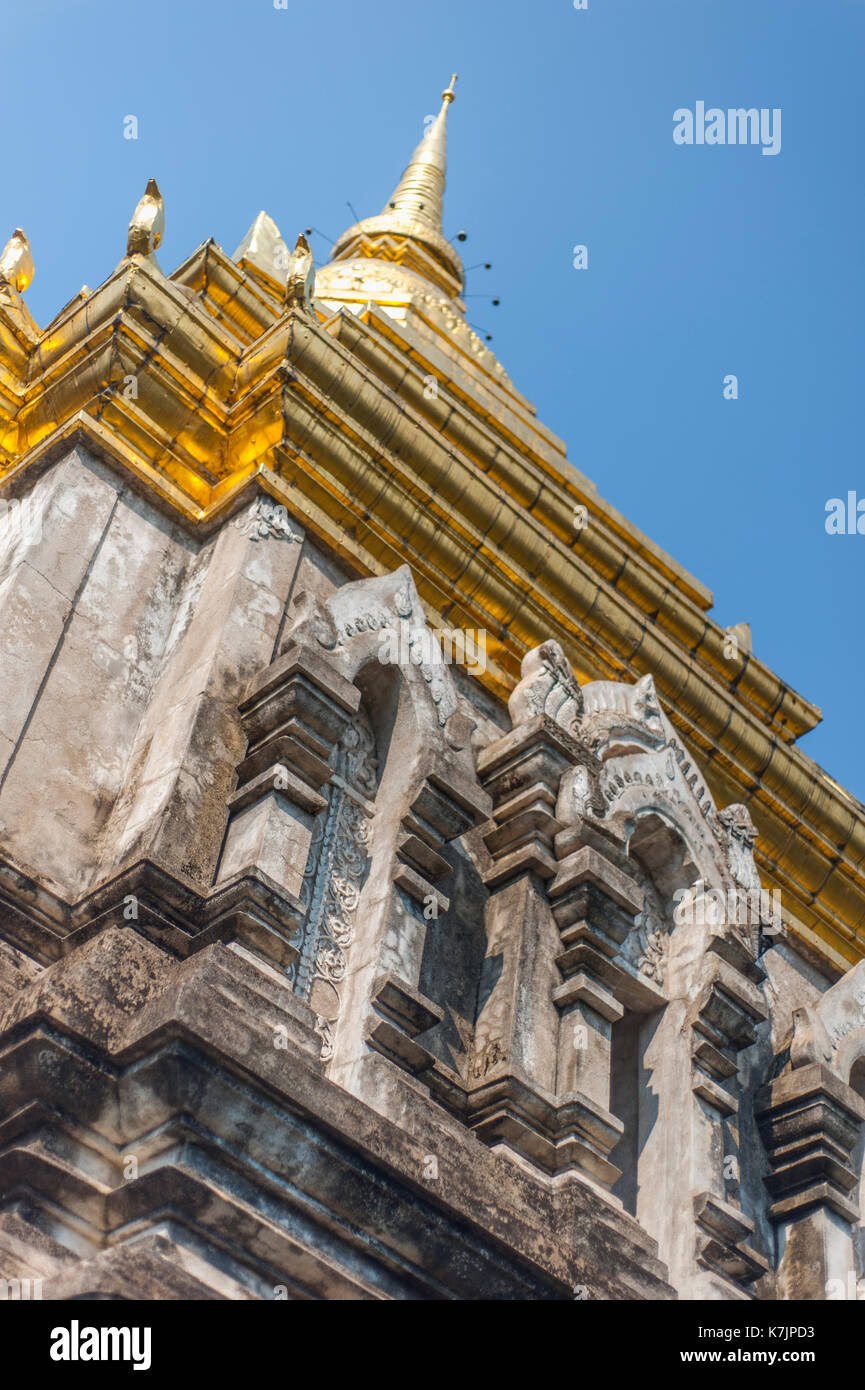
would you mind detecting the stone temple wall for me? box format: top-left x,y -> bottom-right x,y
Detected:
1,440 -> 864,1301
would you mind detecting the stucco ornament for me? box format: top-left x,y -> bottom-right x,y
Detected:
284,233 -> 316,312
232,209 -> 290,284
580,673 -> 667,757
282,565 -> 465,736
719,805 -> 761,893
296,709 -> 379,1062
511,641 -> 777,985
0,228 -> 34,293
235,496 -> 303,543
508,640 -> 583,734
786,959 -> 865,1081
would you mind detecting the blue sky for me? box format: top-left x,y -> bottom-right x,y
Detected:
5,0 -> 864,799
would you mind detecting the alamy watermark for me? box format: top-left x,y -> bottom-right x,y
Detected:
50,1321 -> 151,1370
1,1276 -> 42,1300
674,103 -> 781,157
0,495 -> 44,548
378,626 -> 487,677
673,881 -> 783,934
825,492 -> 865,535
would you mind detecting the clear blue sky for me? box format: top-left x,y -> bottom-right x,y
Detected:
5,0 -> 864,800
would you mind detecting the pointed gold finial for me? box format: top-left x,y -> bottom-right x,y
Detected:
127,177 -> 165,257
0,229 -> 34,293
378,75 -> 457,234
285,233 -> 316,312
328,76 -> 464,296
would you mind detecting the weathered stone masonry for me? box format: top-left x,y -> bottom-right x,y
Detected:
1,79 -> 865,1301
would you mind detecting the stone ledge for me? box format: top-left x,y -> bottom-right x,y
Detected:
0,939 -> 676,1301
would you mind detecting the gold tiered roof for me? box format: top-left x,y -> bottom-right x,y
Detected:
1,81 -> 863,973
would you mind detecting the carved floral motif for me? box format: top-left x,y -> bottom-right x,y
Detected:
235,496 -> 303,544
471,1037 -> 507,1079
292,708 -> 379,1061
508,639 -> 583,735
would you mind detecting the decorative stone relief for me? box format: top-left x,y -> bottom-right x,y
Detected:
294,707 -> 379,1061
625,874 -> 670,986
581,673 -> 667,755
719,805 -> 761,892
785,959 -> 865,1077
508,640 -> 583,734
282,565 -> 464,740
235,496 -> 303,543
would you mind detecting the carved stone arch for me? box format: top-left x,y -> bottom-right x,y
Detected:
281,564 -> 478,781
574,672 -> 779,975
584,677 -> 726,878
278,565 -> 490,1084
501,641 -> 770,1294
621,808 -> 701,992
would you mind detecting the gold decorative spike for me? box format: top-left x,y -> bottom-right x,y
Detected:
382,73 -> 456,233
285,234 -> 315,312
328,75 -> 464,294
0,229 -> 34,293
127,178 -> 165,257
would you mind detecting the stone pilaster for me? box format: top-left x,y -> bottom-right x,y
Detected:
368,771 -> 488,1077
656,927 -> 769,1296
464,715 -> 624,1183
548,819 -> 643,1122
757,1063 -> 865,1299
217,641 -> 360,901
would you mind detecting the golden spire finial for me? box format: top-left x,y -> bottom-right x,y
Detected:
327,75 -> 465,296
127,177 -> 165,258
0,229 -> 34,293
378,75 -> 458,234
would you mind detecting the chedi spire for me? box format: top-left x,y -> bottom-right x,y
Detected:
329,75 -> 464,297
383,73 -> 457,233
